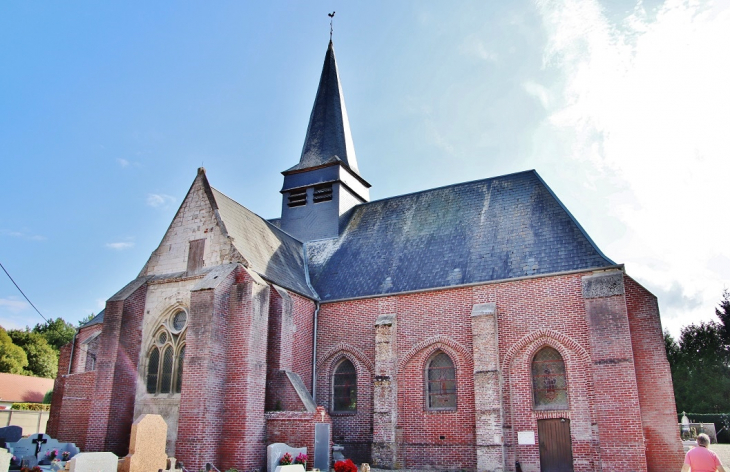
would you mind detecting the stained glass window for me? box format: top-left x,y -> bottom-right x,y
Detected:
532,346 -> 568,410
175,345 -> 185,394
333,359 -> 357,412
160,346 -> 174,394
146,347 -> 159,394
427,352 -> 456,410
146,312 -> 187,395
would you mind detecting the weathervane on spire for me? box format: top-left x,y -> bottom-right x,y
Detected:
328,11 -> 335,40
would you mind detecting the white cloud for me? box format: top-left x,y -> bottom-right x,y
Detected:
106,241 -> 134,250
0,297 -> 30,313
1,229 -> 46,241
523,80 -> 551,109
535,0 -> 730,335
146,193 -> 176,209
117,158 -> 130,167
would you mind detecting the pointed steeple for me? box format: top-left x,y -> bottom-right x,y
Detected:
286,40 -> 360,175
279,40 -> 370,243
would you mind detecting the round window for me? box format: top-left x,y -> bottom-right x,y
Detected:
172,311 -> 187,331
157,331 -> 168,345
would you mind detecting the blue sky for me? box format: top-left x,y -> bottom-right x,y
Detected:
1,1 -> 728,337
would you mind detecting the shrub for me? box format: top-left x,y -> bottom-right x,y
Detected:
11,403 -> 50,411
43,390 -> 53,404
334,459 -> 357,472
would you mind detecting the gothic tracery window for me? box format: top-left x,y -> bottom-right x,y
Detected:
332,358 -> 357,413
532,346 -> 569,410
146,309 -> 187,395
426,351 -> 457,410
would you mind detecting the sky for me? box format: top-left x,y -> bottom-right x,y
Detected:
1,1 -> 728,337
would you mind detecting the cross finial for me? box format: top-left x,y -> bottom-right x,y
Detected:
328,11 -> 335,40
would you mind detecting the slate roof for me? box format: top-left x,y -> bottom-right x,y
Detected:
285,40 -> 361,176
80,309 -> 104,328
306,170 -> 615,301
210,188 -> 315,298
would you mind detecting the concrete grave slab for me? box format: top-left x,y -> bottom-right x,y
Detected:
67,452 -> 118,472
119,414 -> 168,472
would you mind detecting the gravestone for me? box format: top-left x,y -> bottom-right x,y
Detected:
266,443 -> 307,472
161,457 -> 183,471
0,426 -> 22,447
119,414 -> 168,472
67,452 -> 118,472
5,433 -> 80,466
0,448 -> 11,472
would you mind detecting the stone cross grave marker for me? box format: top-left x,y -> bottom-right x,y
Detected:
32,434 -> 47,456
68,452 -> 119,472
119,414 -> 168,472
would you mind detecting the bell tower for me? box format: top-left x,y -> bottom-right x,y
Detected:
279,40 -> 371,242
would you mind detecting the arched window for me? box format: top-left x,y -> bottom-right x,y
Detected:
426,351 -> 456,410
532,346 -> 569,410
146,309 -> 188,395
332,358 -> 357,413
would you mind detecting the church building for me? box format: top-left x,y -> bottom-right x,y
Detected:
48,40 -> 684,472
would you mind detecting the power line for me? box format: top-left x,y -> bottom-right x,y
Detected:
0,260 -> 50,324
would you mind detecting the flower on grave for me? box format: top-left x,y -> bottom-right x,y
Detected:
334,459 -> 357,472
294,453 -> 308,466
280,452 -> 293,465
62,451 -> 70,460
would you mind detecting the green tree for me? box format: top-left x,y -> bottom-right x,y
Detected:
0,326 -> 28,374
666,292 -> 730,413
32,317 -> 76,351
716,290 -> 730,349
7,330 -> 58,378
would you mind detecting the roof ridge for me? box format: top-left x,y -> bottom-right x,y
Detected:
362,169 -> 537,206
210,186 -> 305,246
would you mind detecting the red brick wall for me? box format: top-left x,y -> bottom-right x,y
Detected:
176,269 -> 235,469
316,298 -> 376,465
220,272 -> 271,470
85,282 -> 147,455
49,371 -> 96,449
316,271 -> 676,471
625,276 -> 684,472
266,289 -> 316,412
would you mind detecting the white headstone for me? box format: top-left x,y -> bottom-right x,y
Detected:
0,448 -> 11,472
68,452 -> 118,472
267,443 -> 307,472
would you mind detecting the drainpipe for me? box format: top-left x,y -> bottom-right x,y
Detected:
67,329 -> 79,375
312,301 -> 320,403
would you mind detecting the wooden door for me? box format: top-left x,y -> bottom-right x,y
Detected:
538,418 -> 574,472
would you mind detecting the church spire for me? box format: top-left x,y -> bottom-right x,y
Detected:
285,40 -> 361,176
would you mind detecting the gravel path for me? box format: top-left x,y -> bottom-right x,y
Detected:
710,444 -> 730,466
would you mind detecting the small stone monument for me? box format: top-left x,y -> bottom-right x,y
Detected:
0,448 -> 12,472
119,414 -> 168,472
67,452 -> 118,472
